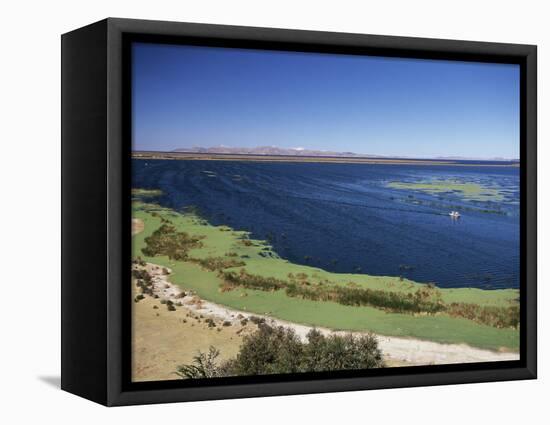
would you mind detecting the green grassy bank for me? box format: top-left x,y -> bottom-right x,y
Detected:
132,199 -> 519,351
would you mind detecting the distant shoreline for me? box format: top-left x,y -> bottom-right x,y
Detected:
132,151 -> 519,167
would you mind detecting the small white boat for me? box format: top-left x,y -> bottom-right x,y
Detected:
449,211 -> 461,218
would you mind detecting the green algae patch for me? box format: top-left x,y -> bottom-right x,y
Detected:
387,180 -> 505,202
132,188 -> 163,199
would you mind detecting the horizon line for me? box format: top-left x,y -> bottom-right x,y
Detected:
131,148 -> 519,162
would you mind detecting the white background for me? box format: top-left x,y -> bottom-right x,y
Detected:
1,0 -> 547,423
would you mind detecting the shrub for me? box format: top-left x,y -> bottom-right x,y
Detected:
175,324 -> 385,379
133,269 -> 154,296
221,271 -> 286,291
175,347 -> 224,379
141,224 -> 204,260
229,324 -> 305,375
302,329 -> 383,372
324,283 -> 441,314
195,257 -> 246,271
134,257 -> 147,266
132,269 -> 152,284
220,271 -> 518,328
249,316 -> 265,325
447,303 -> 519,329
223,270 -> 444,315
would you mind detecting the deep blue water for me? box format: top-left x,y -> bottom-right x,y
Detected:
132,159 -> 520,289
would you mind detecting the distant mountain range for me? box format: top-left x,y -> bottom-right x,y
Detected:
171,146 -> 518,162
434,155 -> 519,162
172,145 -> 380,158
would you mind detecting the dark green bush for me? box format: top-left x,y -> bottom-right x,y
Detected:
301,328 -> 384,372
132,269 -> 152,284
221,270 -> 286,291
175,324 -> 385,379
447,303 -> 519,329
175,347 -> 223,379
248,316 -> 266,325
141,224 -> 204,260
195,257 -> 246,271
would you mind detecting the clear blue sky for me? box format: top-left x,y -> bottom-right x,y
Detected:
132,42 -> 520,159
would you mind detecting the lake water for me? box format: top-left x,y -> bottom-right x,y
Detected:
132,159 -> 520,289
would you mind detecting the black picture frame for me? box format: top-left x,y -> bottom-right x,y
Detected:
61,17 -> 537,406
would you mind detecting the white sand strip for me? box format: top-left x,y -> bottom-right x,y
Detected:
142,262 -> 519,367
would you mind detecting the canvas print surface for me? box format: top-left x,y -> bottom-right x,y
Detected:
131,43 -> 520,382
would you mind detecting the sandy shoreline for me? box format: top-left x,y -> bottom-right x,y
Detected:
139,262 -> 519,367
